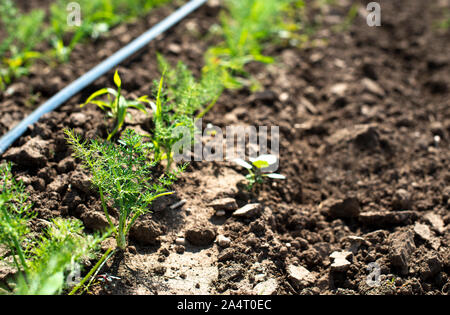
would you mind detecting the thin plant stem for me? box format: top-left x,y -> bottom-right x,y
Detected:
99,187 -> 116,233
68,248 -> 114,295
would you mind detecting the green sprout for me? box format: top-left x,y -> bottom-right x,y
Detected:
232,154 -> 286,191
0,163 -> 101,295
0,0 -> 47,89
81,70 -> 148,141
0,163 -> 35,275
206,0 -> 293,89
14,218 -> 102,295
144,57 -> 222,170
65,128 -> 183,250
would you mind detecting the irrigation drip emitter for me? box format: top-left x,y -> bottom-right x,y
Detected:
0,0 -> 208,155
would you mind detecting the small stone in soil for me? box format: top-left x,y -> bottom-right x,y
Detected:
287,265 -> 316,289
215,210 -> 226,217
423,212 -> 445,234
362,78 -> 385,96
414,223 -> 432,241
208,198 -> 238,211
254,274 -> 266,283
175,237 -> 186,246
232,203 -> 262,218
388,230 -> 416,275
321,197 -> 360,218
414,222 -> 440,250
217,235 -> 231,248
253,278 -> 278,295
359,210 -> 417,226
392,189 -> 412,210
69,112 -> 87,127
330,83 -> 348,97
330,251 -> 352,272
185,223 -> 217,246
170,199 -> 187,210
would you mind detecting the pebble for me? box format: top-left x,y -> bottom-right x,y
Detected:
254,274 -> 266,283
414,222 -> 440,250
423,212 -> 445,234
320,197 -> 360,218
215,210 -> 226,217
388,230 -> 415,275
70,112 -> 87,127
217,235 -> 231,248
168,43 -> 182,54
170,199 -> 186,210
362,78 -> 385,96
208,198 -> 238,211
414,223 -> 432,241
330,251 -> 352,272
330,83 -> 348,97
279,92 -> 289,102
232,203 -> 262,218
253,278 -> 278,295
175,237 -> 186,246
392,189 -> 412,210
287,265 -> 316,288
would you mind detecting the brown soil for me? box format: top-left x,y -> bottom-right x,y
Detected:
14,0 -> 56,13
1,0 -> 449,295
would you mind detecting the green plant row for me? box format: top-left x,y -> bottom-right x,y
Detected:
0,0 -> 176,89
71,0 -> 299,236
205,0 -> 300,90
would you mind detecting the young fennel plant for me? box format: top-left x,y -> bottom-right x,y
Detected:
0,163 -> 102,295
205,0 -> 294,89
65,128 -> 183,250
144,57 -> 223,170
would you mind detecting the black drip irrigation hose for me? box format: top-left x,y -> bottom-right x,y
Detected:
0,0 -> 208,155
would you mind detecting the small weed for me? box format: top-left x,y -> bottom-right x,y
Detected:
232,154 -> 285,191
82,70 -> 148,141
435,10 -> 450,30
